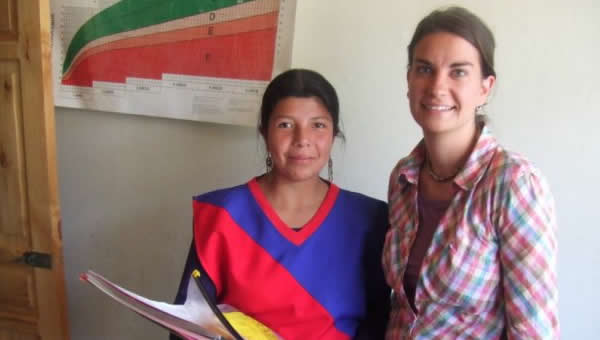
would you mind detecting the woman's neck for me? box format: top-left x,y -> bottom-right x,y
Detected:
423,122 -> 480,178
257,173 -> 328,211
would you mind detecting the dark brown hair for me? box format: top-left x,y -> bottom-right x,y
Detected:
408,6 -> 496,78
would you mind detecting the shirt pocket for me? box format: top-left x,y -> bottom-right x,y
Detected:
423,220 -> 501,313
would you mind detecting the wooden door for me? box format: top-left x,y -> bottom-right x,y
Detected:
0,0 -> 70,339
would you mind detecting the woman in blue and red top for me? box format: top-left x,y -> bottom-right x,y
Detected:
383,7 -> 559,339
172,69 -> 390,340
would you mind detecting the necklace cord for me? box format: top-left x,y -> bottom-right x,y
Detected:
425,157 -> 460,182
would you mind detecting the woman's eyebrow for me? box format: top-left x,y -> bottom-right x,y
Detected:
414,58 -> 474,68
450,61 -> 474,68
414,58 -> 432,65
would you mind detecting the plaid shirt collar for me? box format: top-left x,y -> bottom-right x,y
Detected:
395,124 -> 499,191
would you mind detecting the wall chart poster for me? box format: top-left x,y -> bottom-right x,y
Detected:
51,0 -> 296,126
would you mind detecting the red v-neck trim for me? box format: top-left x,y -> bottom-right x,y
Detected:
247,177 -> 340,246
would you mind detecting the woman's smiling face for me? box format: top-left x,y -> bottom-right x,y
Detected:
407,32 -> 495,138
265,96 -> 334,182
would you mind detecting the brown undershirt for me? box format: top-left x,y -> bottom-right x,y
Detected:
403,194 -> 451,313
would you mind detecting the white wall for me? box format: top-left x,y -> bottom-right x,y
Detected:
56,109 -> 264,339
57,0 -> 600,339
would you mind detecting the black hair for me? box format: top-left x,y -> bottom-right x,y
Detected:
259,69 -> 343,139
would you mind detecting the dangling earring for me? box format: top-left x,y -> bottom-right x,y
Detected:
328,157 -> 333,182
265,152 -> 273,173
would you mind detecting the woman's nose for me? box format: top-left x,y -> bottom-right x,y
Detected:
294,126 -> 310,146
428,73 -> 448,96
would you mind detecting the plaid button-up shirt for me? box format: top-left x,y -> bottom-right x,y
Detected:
383,125 -> 559,339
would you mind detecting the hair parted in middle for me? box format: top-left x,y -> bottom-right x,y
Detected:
407,6 -> 496,79
258,68 -> 344,140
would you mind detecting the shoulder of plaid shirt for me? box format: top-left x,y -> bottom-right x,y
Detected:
383,125 -> 559,339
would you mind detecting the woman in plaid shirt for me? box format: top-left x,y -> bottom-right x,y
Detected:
383,6 -> 559,339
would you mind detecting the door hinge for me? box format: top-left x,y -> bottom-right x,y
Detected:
16,251 -> 52,269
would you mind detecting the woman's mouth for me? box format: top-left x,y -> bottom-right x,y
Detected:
422,103 -> 455,112
288,155 -> 313,162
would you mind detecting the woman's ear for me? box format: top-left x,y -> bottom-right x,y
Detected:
259,126 -> 267,140
481,75 -> 496,97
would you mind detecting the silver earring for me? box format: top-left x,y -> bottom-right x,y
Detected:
266,152 -> 273,172
475,103 -> 486,115
328,157 -> 333,182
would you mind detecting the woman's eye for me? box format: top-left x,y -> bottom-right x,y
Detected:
314,122 -> 327,129
416,65 -> 432,74
452,69 -> 467,77
277,122 -> 292,128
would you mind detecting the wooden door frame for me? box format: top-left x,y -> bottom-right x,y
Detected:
1,0 -> 70,338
